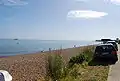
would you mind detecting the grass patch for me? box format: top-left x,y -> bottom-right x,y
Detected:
47,54 -> 65,81
59,64 -> 109,81
45,46 -> 109,81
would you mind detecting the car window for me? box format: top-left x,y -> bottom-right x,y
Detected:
95,45 -> 115,52
108,42 -> 116,45
95,46 -> 103,52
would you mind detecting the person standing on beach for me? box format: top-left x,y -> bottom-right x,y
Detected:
74,45 -> 76,48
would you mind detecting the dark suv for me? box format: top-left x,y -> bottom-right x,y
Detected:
93,44 -> 118,62
107,41 -> 118,51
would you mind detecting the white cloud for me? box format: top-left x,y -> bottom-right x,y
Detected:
105,0 -> 120,5
0,0 -> 28,6
7,0 -> 17,3
67,10 -> 108,19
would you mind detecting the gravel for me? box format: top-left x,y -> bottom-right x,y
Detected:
0,45 -> 95,81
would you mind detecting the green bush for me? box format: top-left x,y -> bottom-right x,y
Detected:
46,46 -> 95,81
118,40 -> 120,44
47,54 -> 65,81
69,53 -> 85,65
59,76 -> 75,81
59,64 -> 87,81
82,48 -> 94,62
69,47 -> 94,66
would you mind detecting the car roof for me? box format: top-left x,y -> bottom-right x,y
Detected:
106,42 -> 117,45
96,43 -> 113,46
107,41 -> 116,42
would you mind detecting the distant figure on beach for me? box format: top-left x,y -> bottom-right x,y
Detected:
74,45 -> 76,48
41,50 -> 44,53
49,48 -> 52,53
49,48 -> 51,51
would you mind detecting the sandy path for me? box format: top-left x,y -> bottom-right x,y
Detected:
107,45 -> 120,81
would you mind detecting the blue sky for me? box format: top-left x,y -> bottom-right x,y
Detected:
0,0 -> 120,40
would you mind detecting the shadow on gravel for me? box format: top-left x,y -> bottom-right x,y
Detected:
88,58 -> 118,66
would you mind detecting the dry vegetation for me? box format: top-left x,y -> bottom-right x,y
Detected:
0,45 -> 109,81
45,45 -> 109,81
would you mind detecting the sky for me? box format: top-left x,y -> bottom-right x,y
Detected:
0,0 -> 120,40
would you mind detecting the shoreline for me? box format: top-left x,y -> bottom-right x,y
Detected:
0,44 -> 95,58
0,45 -> 95,59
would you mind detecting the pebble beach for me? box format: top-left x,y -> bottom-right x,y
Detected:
0,45 -> 94,81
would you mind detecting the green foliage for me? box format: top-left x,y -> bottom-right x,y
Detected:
59,64 -> 82,81
69,53 -> 85,64
69,47 -> 94,67
69,64 -> 80,78
47,53 -> 84,81
47,46 -> 95,81
47,54 -> 65,81
82,47 -> 94,62
59,75 -> 77,81
118,40 -> 120,44
116,38 -> 119,43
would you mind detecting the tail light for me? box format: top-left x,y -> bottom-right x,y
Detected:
112,51 -> 117,54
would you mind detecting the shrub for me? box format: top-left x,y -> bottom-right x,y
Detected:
59,75 -> 76,81
69,64 -> 80,79
69,53 -> 85,65
69,46 -> 94,66
47,54 -> 65,81
82,47 -> 94,62
46,46 -> 95,81
118,40 -> 120,44
59,64 -> 87,81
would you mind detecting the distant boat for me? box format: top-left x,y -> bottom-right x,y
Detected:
14,39 -> 18,40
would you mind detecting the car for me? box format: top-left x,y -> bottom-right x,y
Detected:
93,44 -> 118,62
107,41 -> 118,51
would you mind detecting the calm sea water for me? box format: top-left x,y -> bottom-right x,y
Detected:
0,39 -> 96,56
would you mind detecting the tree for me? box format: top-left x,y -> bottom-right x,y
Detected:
116,38 -> 120,44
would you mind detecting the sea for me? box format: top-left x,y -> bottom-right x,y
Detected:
0,39 -> 98,56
